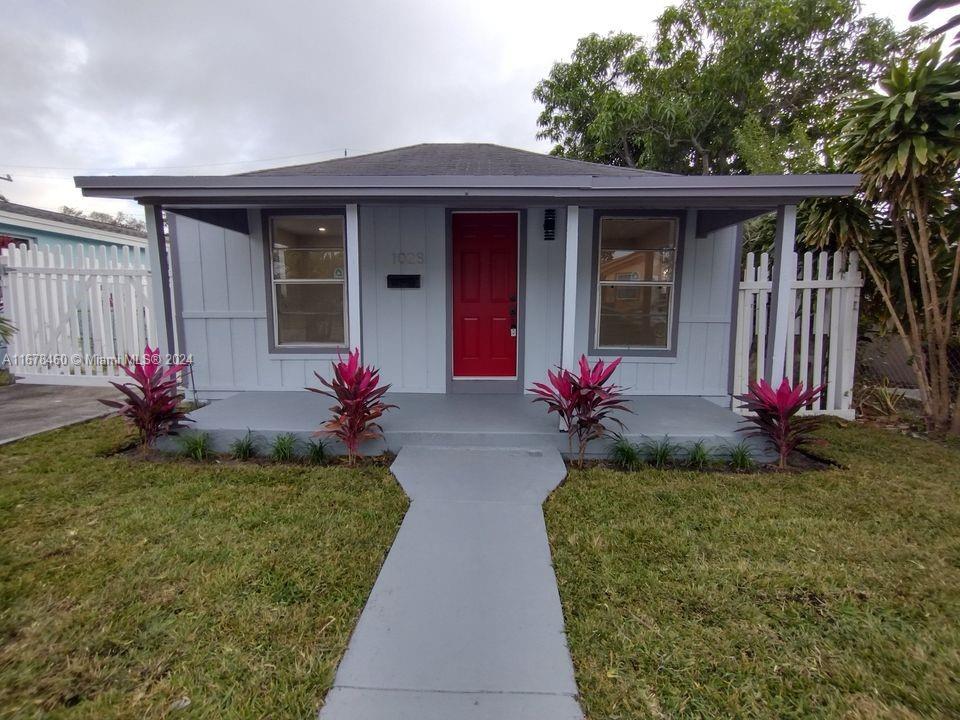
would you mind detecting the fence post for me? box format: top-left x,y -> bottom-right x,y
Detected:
0,250 -> 11,384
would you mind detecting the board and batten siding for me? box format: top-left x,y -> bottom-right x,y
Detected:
571,209 -> 738,401
172,206 -> 738,400
522,207 -> 566,386
359,205 -> 447,392
172,210 -> 345,398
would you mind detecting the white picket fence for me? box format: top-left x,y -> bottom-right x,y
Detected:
0,244 -> 155,384
733,250 -> 863,418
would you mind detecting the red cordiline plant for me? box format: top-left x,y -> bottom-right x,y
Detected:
308,348 -> 396,465
100,345 -> 192,448
529,354 -> 631,467
735,378 -> 825,469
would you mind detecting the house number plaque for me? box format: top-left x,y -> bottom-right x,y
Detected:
392,252 -> 424,265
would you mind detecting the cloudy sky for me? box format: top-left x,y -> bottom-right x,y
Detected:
0,0 -> 941,218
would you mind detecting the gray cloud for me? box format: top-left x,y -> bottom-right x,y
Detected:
0,0 -> 915,215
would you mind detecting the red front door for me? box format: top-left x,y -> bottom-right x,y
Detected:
452,212 -> 518,378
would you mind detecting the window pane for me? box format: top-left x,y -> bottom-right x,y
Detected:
271,216 -> 345,280
275,282 -> 345,345
599,217 -> 676,282
597,285 -> 671,348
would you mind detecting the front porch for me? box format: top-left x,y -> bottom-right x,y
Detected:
175,391 -> 767,459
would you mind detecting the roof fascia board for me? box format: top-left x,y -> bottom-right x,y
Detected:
75,173 -> 860,192
0,209 -> 147,246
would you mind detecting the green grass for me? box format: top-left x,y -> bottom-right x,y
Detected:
0,418 -> 407,719
546,423 -> 960,719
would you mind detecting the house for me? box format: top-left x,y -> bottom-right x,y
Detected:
0,201 -> 149,384
74,143 -> 858,455
0,200 -> 147,254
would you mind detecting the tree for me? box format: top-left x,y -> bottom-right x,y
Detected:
64,207 -> 146,233
534,0 -> 920,175
910,0 -> 960,58
803,40 -> 960,433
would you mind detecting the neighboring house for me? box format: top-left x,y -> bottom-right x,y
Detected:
74,143 -> 857,403
0,201 -> 148,380
0,200 -> 147,254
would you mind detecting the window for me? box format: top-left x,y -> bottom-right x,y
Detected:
269,215 -> 346,347
0,234 -> 32,251
595,216 -> 679,350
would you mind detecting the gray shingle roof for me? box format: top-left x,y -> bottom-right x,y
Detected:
0,200 -> 147,238
241,143 -> 671,178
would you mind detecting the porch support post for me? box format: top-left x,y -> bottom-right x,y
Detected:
764,204 -> 797,383
345,203 -> 362,353
561,205 -> 580,371
144,204 -> 175,356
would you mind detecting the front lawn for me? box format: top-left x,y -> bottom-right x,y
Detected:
547,423 -> 960,719
0,419 -> 407,719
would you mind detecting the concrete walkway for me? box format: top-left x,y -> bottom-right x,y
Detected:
0,383 -> 121,445
319,446 -> 583,720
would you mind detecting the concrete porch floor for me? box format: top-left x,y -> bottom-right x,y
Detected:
175,391 -> 762,459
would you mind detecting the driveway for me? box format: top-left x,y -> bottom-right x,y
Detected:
0,383 -> 121,445
319,445 -> 583,720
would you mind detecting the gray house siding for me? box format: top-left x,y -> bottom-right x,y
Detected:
173,211 -> 344,398
171,204 -> 738,401
572,209 -> 738,401
522,207 -> 566,387
359,205 -> 447,393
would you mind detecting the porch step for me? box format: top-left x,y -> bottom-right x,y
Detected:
162,391 -> 771,461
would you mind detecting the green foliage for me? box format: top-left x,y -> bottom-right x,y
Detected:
803,40 -> 960,432
270,433 -> 298,463
180,432 -> 211,461
685,440 -> 714,471
910,0 -> 960,59
642,436 -> 681,469
534,0 -> 919,174
229,431 -> 257,461
0,314 -> 16,344
727,440 -> 755,471
856,379 -> 907,420
0,417 -> 407,716
548,423 -> 960,718
609,436 -> 643,471
306,439 -> 329,466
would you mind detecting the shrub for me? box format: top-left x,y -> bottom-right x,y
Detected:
180,432 -> 211,461
735,378 -> 825,469
270,433 -> 297,463
0,310 -> 16,343
856,379 -> 907,420
99,344 -> 191,447
727,441 -> 755,472
229,431 -> 257,460
686,440 -> 713,471
308,348 -> 396,466
642,436 -> 680,469
609,436 -> 643,471
529,355 -> 631,467
306,439 -> 328,465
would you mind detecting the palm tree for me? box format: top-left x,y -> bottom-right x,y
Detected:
806,40 -> 960,432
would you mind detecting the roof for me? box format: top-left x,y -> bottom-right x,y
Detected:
0,200 -> 147,239
73,142 -> 860,206
241,143 -> 671,178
